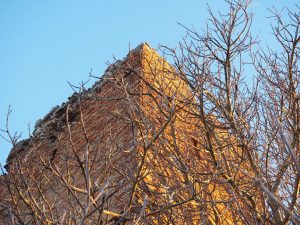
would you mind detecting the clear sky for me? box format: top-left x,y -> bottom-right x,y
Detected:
0,0 -> 298,166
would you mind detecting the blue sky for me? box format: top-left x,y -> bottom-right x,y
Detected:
0,0 -> 298,166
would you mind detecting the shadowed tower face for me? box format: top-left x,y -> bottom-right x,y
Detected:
0,43 -> 261,224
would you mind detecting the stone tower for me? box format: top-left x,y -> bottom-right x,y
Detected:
0,43 -> 262,224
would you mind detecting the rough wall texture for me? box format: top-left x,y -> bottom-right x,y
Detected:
1,44 -> 145,224
0,43 -> 262,224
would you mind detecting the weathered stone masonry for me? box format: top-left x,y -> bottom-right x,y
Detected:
0,43 -> 262,224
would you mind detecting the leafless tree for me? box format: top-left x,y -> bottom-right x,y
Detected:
1,0 -> 300,224
0,98 -> 130,224
254,5 -> 300,224
162,0 -> 300,224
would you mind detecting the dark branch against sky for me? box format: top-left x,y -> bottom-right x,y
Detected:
0,0 -> 297,165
